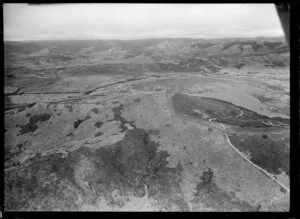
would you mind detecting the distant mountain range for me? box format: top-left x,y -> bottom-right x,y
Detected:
4,37 -> 289,76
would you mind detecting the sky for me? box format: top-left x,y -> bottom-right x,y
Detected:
4,3 -> 285,41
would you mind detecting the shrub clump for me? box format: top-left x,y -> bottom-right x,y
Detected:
19,113 -> 51,135
92,108 -> 99,114
29,113 -> 51,124
65,104 -> 73,112
94,131 -> 104,137
94,121 -> 103,128
262,134 -> 268,139
74,115 -> 90,129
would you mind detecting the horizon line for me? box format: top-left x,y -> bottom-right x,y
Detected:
4,35 -> 286,42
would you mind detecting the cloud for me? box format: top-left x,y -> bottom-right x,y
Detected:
4,3 -> 284,41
